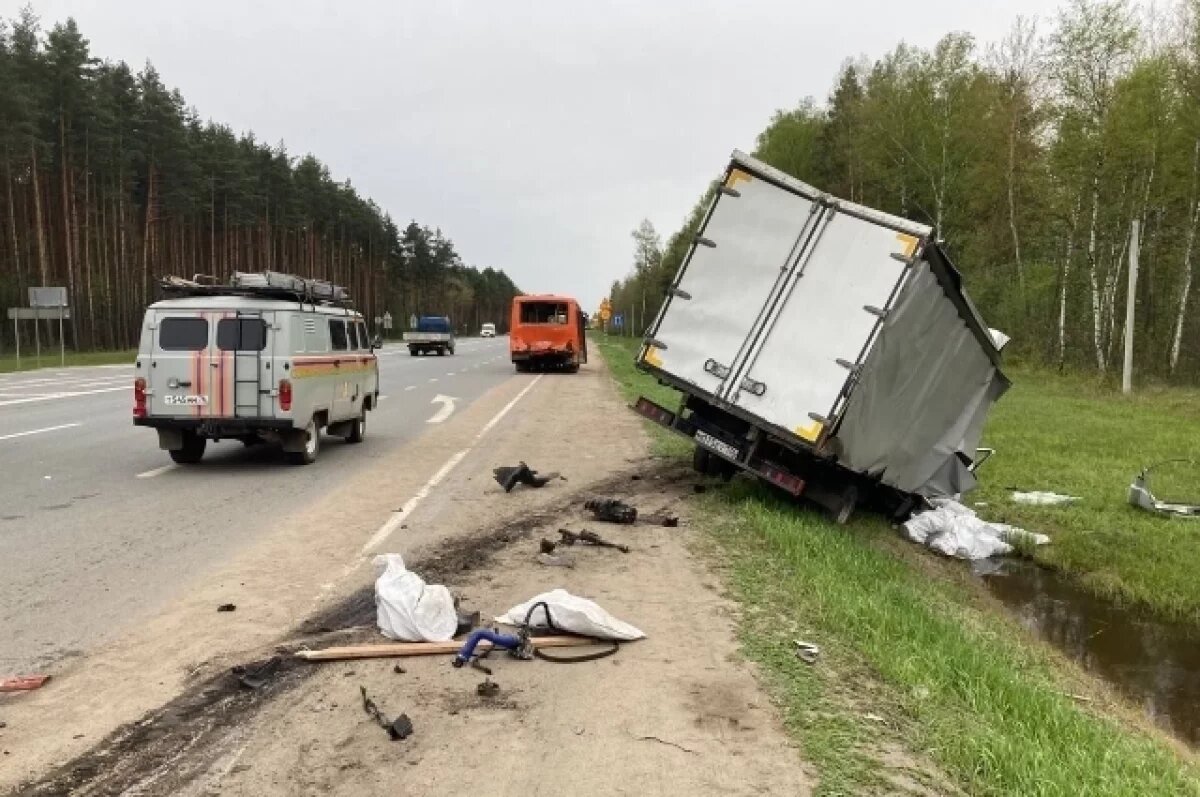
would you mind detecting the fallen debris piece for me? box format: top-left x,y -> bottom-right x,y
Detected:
455,610 -> 480,638
497,589 -> 645,640
536,552 -> 576,568
493,461 -> 560,492
374,553 -> 457,642
584,498 -> 638,524
217,603 -> 236,613
1011,490 -> 1080,506
559,528 -> 630,553
393,665 -> 406,674
635,734 -> 697,754
296,635 -> 598,662
1128,460 -> 1200,518
360,686 -> 413,740
0,675 -> 50,692
234,656 -> 281,690
476,678 -> 501,698
642,513 -> 679,527
539,538 -> 558,554
794,640 -> 820,665
903,499 -> 1049,560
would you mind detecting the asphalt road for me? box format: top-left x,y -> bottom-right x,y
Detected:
0,337 -> 513,673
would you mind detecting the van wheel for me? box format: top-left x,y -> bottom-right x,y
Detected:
346,411 -> 366,444
169,432 -> 206,464
286,420 -> 321,465
565,363 -> 580,374
692,445 -> 712,475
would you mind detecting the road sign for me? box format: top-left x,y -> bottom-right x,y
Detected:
8,307 -> 71,320
599,307 -> 611,322
383,311 -> 394,330
29,286 -> 67,308
612,312 -> 624,329
409,314 -> 418,329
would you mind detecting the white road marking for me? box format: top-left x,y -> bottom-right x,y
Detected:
0,422 -> 82,442
426,394 -> 458,424
446,372 -> 456,377
362,374 -> 545,553
0,385 -> 127,408
136,464 -> 177,479
428,377 -> 438,383
378,395 -> 388,401
404,385 -> 416,391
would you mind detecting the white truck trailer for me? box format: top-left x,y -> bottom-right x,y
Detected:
633,151 -> 1009,522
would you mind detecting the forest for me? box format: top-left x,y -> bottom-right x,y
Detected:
0,9 -> 519,353
611,0 -> 1200,380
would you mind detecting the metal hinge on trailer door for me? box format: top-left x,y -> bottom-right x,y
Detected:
704,359 -> 731,379
738,376 -> 766,397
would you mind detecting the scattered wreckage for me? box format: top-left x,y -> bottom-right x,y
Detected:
632,150 -> 1010,524
1128,459 -> 1200,518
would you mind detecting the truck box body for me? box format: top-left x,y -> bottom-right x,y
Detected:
403,316 -> 455,356
509,295 -> 587,372
635,151 -> 1008,511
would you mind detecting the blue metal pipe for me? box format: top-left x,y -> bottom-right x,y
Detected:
452,629 -> 521,668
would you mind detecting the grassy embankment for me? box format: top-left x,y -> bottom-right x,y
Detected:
0,349 -> 135,374
596,334 -> 1199,796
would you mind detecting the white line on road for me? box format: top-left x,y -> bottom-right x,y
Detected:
404,385 -> 416,391
446,372 -> 456,377
0,422 -> 82,442
136,464 -> 177,479
362,374 -> 545,553
0,385 -> 127,408
428,377 -> 438,383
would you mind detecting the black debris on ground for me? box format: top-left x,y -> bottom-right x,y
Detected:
216,604 -> 236,613
584,498 -> 637,524
493,462 -> 561,492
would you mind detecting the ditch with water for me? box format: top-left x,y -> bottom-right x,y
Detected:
976,559 -> 1200,747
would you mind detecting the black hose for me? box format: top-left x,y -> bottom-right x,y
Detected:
520,600 -> 621,664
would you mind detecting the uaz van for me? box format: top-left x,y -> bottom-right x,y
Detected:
133,271 -> 380,465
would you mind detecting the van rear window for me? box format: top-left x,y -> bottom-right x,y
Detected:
520,302 -> 568,324
217,318 -> 267,351
158,317 -> 208,351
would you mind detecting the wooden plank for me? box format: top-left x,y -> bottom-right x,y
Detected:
295,635 -> 599,662
1,674 -> 51,692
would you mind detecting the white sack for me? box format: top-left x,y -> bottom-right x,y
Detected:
495,588 -> 645,641
1011,490 -> 1079,506
372,554 -> 458,642
903,500 -> 1049,560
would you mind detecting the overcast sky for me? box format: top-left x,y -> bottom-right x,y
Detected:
12,0 -> 1062,311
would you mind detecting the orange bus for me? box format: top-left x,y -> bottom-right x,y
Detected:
509,295 -> 588,373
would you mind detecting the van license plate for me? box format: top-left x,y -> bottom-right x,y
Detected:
695,430 -> 738,460
164,395 -> 208,406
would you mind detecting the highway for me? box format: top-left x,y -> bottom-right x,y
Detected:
0,337 -> 512,674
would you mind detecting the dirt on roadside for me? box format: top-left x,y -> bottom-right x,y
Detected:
7,349 -> 812,796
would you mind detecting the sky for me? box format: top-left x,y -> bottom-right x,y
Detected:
9,0 -> 1064,311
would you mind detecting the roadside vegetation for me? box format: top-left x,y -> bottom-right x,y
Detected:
596,334 -> 1200,796
0,348 -> 135,374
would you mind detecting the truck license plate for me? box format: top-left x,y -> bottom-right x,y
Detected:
164,395 -> 208,406
695,430 -> 738,460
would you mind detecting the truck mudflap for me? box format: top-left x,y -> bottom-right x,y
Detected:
632,396 -> 866,523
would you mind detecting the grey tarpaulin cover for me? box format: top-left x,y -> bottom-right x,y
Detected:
832,250 -> 1010,498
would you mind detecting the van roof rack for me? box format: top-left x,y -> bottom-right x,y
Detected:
158,271 -> 352,306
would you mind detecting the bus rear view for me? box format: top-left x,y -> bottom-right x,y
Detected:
509,295 -> 587,373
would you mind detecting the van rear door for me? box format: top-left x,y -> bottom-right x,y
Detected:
149,311 -> 214,418
641,159 -> 822,399
214,312 -> 275,418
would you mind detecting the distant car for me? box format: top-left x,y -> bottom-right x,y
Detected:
481,322 -> 496,338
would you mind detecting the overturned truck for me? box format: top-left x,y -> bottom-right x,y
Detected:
633,151 -> 1009,523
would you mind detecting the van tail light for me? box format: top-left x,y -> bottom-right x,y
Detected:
278,379 -> 293,411
133,377 -> 147,418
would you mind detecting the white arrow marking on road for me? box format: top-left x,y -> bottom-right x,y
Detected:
427,394 -> 458,424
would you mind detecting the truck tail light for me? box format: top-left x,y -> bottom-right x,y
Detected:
759,462 -> 805,496
279,379 -> 293,411
133,377 -> 147,418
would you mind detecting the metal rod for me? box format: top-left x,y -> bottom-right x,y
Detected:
34,304 -> 40,369
1123,220 -> 1139,394
58,302 -> 65,367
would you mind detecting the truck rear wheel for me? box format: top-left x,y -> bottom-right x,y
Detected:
169,432 -> 206,465
286,420 -> 321,465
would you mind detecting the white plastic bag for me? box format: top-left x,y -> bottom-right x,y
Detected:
902,501 -> 1049,560
372,554 -> 457,642
495,589 -> 645,641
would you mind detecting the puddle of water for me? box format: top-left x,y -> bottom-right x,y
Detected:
977,559 -> 1200,747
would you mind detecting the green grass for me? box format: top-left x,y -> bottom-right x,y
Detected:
975,369 -> 1200,624
0,348 -> 136,373
595,333 -> 1200,796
